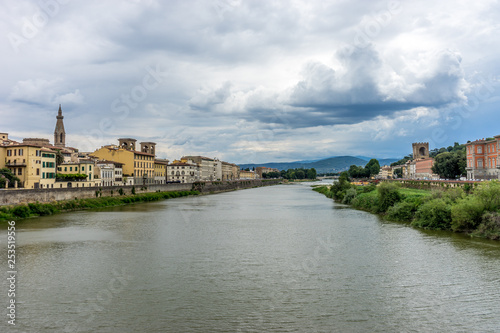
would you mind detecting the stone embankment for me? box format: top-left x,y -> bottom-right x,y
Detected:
0,179 -> 281,206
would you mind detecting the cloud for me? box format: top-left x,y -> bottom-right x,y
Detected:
10,78 -> 84,107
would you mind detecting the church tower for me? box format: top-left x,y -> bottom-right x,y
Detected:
54,104 -> 66,147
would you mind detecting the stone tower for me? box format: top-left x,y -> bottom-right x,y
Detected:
412,142 -> 429,159
118,138 -> 137,151
54,104 -> 66,147
140,142 -> 156,155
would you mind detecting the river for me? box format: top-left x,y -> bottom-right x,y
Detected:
1,182 -> 500,332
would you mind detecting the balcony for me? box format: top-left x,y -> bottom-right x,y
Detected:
5,160 -> 26,167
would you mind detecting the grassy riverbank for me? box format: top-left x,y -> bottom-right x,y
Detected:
313,180 -> 500,240
0,190 -> 199,223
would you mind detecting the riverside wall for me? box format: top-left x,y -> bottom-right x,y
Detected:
0,179 -> 281,206
382,179 -> 482,190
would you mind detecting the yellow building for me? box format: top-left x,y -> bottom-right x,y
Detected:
40,148 -> 57,189
56,160 -> 97,188
239,170 -> 256,179
91,139 -> 156,185
3,144 -> 52,189
154,159 -> 168,184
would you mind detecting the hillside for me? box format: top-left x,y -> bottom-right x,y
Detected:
239,156 -> 399,174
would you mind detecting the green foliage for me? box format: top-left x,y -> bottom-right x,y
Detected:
473,212 -> 500,240
0,168 -> 21,188
365,159 -> 381,177
386,201 -> 418,222
377,182 -> 402,212
118,188 -> 124,196
348,159 -> 380,179
393,167 -> 403,178
330,171 -> 352,200
11,205 -> 31,218
131,186 -> 136,195
351,191 -> 379,213
474,180 -> 500,211
342,188 -> 357,205
280,168 -> 317,180
56,173 -> 88,181
431,150 -> 466,179
413,199 -> 452,229
451,196 -> 485,231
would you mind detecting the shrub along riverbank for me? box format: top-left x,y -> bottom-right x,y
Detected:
313,177 -> 500,240
0,190 -> 199,223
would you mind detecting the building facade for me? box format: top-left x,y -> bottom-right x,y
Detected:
465,136 -> 500,180
167,159 -> 201,183
91,139 -> 156,185
182,156 -> 222,181
154,159 -> 168,184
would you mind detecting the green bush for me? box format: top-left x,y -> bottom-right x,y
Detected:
386,201 -> 418,222
377,182 -> 402,212
352,192 -> 379,213
413,199 -> 452,229
451,196 -> 485,231
474,180 -> 500,211
12,205 -> 31,218
473,212 -> 500,240
342,188 -> 357,205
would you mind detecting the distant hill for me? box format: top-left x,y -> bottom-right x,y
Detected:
239,156 -> 399,174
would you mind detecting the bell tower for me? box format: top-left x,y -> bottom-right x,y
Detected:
54,104 -> 66,147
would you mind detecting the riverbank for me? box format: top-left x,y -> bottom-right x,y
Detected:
0,190 -> 200,223
313,180 -> 500,240
0,179 -> 282,223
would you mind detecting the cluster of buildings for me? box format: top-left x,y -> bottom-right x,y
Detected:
0,106 -> 248,190
377,142 -> 438,180
378,139 -> 500,181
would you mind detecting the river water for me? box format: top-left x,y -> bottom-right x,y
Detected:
1,182 -> 500,332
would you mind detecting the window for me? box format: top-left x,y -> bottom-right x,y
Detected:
42,172 -> 45,179
82,166 -> 85,171
478,146 -> 482,154
7,150 -> 11,156
18,168 -> 22,175
19,149 -> 23,156
478,159 -> 483,168
42,162 -> 46,168
36,169 -> 40,176
70,167 -> 73,171
14,150 -> 16,156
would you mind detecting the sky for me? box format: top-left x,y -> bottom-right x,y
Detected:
1,0 -> 500,164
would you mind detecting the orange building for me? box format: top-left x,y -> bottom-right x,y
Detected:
465,136 -> 500,180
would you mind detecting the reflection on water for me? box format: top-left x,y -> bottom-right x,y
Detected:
1,183 -> 500,332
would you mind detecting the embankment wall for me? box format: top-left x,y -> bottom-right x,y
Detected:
0,180 -> 281,206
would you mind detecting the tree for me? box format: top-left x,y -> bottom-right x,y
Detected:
307,168 -> 317,179
295,170 -> 305,179
432,151 -> 466,179
393,168 -> 403,178
0,168 -> 21,188
365,159 -> 380,176
55,150 -> 65,166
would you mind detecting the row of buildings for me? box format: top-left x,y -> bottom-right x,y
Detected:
0,106 -> 252,189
